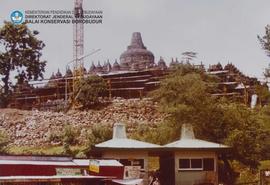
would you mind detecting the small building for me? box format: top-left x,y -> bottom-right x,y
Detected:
161,124 -> 229,185
0,155 -> 124,185
94,123 -> 230,185
94,123 -> 161,183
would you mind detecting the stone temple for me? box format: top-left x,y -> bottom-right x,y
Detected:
87,32 -> 169,74
10,32 -> 266,110
120,32 -> 155,71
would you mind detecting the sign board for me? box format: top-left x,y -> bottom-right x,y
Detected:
56,168 -> 82,176
89,159 -> 100,173
260,169 -> 270,185
148,157 -> 160,171
124,166 -> 141,179
265,170 -> 270,177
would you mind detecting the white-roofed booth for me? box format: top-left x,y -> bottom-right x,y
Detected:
93,123 -> 230,185
161,124 -> 229,185
94,123 -> 161,184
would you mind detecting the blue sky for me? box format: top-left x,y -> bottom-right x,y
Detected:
1,0 -> 270,80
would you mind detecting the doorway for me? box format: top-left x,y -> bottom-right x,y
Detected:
159,152 -> 175,185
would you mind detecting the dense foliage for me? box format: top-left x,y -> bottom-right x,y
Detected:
146,63 -> 270,184
258,25 -> 270,78
0,22 -> 46,107
85,124 -> 112,156
76,75 -> 107,109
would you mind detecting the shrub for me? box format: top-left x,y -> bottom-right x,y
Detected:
76,75 -> 107,109
0,131 -> 9,153
84,124 -> 112,156
62,125 -> 80,145
48,131 -> 62,143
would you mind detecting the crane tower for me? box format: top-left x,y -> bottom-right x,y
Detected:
73,0 -> 84,78
73,0 -> 84,97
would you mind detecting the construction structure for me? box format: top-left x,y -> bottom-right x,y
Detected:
8,31 -> 267,110
207,62 -> 264,105
73,0 -> 84,82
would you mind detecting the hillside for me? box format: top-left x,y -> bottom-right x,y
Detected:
0,98 -> 165,147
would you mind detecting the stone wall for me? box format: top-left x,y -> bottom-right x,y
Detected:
0,98 -> 165,146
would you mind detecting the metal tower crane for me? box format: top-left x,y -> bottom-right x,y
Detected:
65,0 -> 100,111
68,0 -> 100,109
73,0 -> 84,91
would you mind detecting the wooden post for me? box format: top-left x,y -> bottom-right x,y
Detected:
260,169 -> 263,185
108,79 -> 112,100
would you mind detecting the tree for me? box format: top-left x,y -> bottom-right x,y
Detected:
258,25 -> 270,78
258,25 -> 270,58
255,84 -> 270,106
0,21 -> 46,105
257,105 -> 270,160
76,75 -> 107,109
150,64 -> 270,184
151,63 -> 218,139
181,51 -> 197,63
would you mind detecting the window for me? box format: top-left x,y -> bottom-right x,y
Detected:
203,158 -> 214,171
179,159 -> 190,169
179,158 -> 214,171
119,159 -> 131,166
133,159 -> 144,169
191,159 -> 202,169
119,159 -> 144,170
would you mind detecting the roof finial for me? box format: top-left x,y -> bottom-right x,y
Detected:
181,124 -> 195,140
113,123 -> 127,139
128,32 -> 146,49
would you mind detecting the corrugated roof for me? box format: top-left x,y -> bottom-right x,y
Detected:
73,159 -> 123,166
0,160 -> 76,166
0,156 -> 72,161
0,157 -> 123,167
0,175 -> 110,182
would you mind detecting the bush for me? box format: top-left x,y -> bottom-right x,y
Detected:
48,131 -> 62,143
62,125 -> 80,145
130,122 -> 175,145
60,126 -> 80,156
76,75 -> 107,109
85,124 -> 112,155
0,131 -> 9,153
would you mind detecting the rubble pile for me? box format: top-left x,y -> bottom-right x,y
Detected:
0,98 -> 165,146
